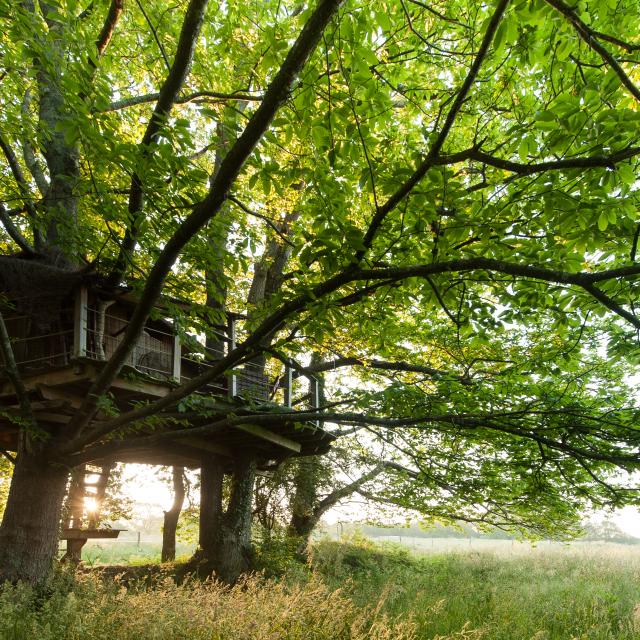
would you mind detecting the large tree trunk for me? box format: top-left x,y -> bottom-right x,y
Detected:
213,454 -> 256,584
288,457 -> 322,542
194,453 -> 256,583
197,456 -> 224,560
161,466 -> 185,562
0,451 -> 68,584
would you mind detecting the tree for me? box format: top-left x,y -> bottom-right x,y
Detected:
161,466 -> 186,563
1,0 -> 640,584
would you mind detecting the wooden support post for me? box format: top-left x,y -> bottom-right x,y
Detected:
284,364 -> 293,408
73,286 -> 88,358
62,538 -> 87,564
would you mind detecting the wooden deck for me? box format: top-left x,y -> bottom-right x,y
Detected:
0,286 -> 334,467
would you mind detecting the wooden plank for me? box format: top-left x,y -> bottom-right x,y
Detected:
61,528 -> 125,540
36,384 -> 83,407
284,365 -> 293,408
234,423 -> 301,453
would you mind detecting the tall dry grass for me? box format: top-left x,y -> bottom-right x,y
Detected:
0,572 -> 433,640
2,538 -> 639,639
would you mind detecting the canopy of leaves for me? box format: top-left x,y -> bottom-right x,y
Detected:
1,0 -> 640,535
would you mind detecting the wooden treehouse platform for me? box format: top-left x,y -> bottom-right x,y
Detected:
0,284 -> 334,467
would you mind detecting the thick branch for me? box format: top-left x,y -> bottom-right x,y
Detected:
437,146 -> 640,175
111,0 -> 210,283
0,448 -> 15,464
313,462 -> 394,517
95,0 -> 124,58
66,0 -> 345,439
0,132 -> 40,226
305,356 -> 472,384
0,204 -> 35,255
67,406 -> 640,468
62,256 -> 640,451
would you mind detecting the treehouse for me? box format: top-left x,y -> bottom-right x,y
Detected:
0,280 -> 334,468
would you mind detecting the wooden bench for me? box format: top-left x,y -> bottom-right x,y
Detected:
61,528 -> 126,563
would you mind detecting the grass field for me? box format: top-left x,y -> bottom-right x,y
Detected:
2,537 -> 639,639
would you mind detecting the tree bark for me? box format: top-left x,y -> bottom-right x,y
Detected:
197,456 -> 224,559
287,457 -> 321,542
161,465 -> 185,562
0,451 -> 68,584
212,454 -> 256,584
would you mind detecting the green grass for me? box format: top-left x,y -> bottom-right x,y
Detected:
309,537 -> 640,639
2,538 -> 639,639
76,541 -> 195,566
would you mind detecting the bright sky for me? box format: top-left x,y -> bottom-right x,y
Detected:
120,464 -> 640,538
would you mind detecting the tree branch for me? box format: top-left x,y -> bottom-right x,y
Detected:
0,448 -> 15,464
110,0 -> 211,284
227,195 -> 295,247
544,0 -> 640,102
313,462 -> 396,517
360,0 -> 511,253
65,0 -> 345,441
0,204 -> 35,255
60,255 -> 640,451
101,89 -> 263,112
95,0 -> 124,58
0,131 -> 40,227
134,0 -> 170,70
436,145 -> 640,175
304,356 -> 472,384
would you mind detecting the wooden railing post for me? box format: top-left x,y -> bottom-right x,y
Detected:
284,364 -> 293,408
73,286 -> 88,358
172,332 -> 181,382
227,314 -> 237,399
310,376 -> 320,427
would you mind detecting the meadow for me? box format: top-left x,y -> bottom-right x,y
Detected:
1,537 -> 639,639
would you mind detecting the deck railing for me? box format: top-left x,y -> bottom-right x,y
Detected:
1,291 -> 320,413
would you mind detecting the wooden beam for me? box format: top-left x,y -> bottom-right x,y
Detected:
172,333 -> 181,382
36,384 -> 84,407
180,437 -> 232,458
234,423 -> 301,453
110,375 -> 170,398
0,364 -> 90,396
